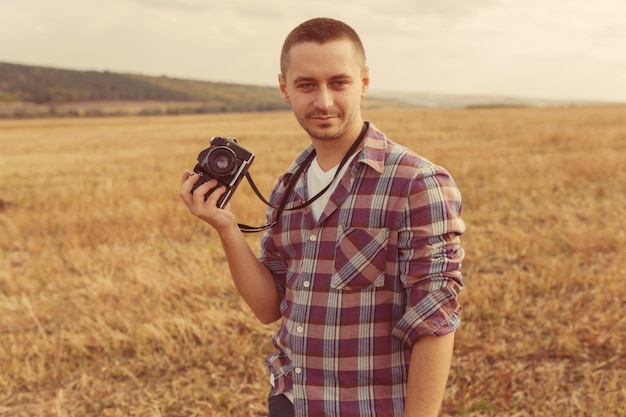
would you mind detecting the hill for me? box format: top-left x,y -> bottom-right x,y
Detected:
372,90 -> 616,109
0,61 -> 293,117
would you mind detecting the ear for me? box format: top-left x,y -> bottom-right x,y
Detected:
361,66 -> 370,98
278,74 -> 291,103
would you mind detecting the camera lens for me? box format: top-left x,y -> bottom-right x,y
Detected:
215,154 -> 231,170
205,146 -> 237,177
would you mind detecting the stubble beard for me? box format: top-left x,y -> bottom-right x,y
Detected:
295,108 -> 359,142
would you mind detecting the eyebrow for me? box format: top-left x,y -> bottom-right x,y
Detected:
292,74 -> 353,83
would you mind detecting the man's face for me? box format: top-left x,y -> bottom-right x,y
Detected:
278,39 -> 369,143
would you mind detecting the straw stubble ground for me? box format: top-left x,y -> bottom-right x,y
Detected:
0,106 -> 624,416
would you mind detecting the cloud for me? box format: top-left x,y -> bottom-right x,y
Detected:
132,0 -> 212,12
0,0 -> 625,101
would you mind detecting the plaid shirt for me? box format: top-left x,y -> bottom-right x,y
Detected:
259,122 -> 465,417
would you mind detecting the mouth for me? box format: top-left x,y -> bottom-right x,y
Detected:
309,113 -> 338,122
309,116 -> 336,128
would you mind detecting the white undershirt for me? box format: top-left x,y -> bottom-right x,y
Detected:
306,154 -> 357,221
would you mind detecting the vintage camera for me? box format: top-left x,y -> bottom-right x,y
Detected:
191,136 -> 255,208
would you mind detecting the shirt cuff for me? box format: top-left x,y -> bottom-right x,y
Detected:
392,286 -> 462,346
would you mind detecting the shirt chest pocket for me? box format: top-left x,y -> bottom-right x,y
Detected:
331,226 -> 390,291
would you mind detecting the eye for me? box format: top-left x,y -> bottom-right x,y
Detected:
332,80 -> 349,88
297,82 -> 315,90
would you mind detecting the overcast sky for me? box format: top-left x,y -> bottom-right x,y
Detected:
1,0 -> 625,102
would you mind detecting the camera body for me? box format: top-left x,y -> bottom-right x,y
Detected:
191,136 -> 255,208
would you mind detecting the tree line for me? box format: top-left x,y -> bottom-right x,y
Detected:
0,62 -> 288,112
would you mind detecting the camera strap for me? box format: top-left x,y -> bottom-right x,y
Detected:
237,122 -> 369,233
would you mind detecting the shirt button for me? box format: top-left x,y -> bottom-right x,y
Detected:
296,326 -> 304,333
309,234 -> 317,242
294,367 -> 302,374
303,281 -> 310,288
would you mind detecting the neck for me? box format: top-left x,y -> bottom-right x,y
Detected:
312,122 -> 366,171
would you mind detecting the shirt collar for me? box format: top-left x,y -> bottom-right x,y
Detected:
357,121 -> 386,174
284,121 -> 387,182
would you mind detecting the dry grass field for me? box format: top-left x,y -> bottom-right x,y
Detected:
0,106 -> 624,416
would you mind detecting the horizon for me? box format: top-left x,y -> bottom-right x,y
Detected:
2,59 -> 622,106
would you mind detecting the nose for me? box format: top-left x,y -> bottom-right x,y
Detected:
314,86 -> 333,110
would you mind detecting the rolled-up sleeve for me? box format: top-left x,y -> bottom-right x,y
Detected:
393,165 -> 465,346
259,230 -> 288,296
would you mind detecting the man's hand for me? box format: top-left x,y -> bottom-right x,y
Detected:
179,170 -> 237,233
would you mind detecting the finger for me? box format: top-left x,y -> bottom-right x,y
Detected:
179,171 -> 195,203
203,185 -> 227,208
191,179 -> 219,205
180,171 -> 198,198
181,170 -> 201,188
180,170 -> 192,186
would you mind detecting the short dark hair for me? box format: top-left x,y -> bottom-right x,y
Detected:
280,17 -> 366,76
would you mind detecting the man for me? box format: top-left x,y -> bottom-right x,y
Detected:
180,17 -> 465,417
